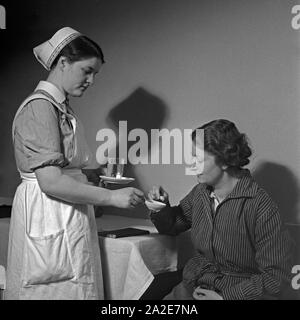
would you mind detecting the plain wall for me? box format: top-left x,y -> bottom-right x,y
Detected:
0,0 -> 299,222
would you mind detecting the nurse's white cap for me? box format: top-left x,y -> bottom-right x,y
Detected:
33,27 -> 82,70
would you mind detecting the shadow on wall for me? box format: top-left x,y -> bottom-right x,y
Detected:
99,87 -> 169,218
253,162 -> 300,300
253,161 -> 300,224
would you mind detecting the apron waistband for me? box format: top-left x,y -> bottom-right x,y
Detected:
20,168 -> 84,182
20,172 -> 37,182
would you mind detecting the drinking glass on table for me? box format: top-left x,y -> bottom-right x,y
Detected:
107,157 -> 125,179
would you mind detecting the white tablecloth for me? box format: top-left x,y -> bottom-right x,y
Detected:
96,215 -> 193,300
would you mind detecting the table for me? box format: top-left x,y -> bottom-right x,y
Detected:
96,214 -> 193,300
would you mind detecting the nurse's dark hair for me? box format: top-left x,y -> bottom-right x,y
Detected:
51,35 -> 105,69
191,119 -> 252,168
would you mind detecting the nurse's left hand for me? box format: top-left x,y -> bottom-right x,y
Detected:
193,287 -> 223,300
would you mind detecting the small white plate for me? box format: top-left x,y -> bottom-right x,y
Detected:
100,176 -> 135,184
145,200 -> 167,211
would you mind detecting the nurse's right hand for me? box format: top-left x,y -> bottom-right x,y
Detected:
111,187 -> 145,209
148,186 -> 169,204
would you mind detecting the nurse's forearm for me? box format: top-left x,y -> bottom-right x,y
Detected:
47,174 -> 112,205
35,166 -> 112,206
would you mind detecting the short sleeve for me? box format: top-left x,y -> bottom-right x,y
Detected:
14,99 -> 66,171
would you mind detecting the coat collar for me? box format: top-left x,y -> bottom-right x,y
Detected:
199,169 -> 258,201
226,170 -> 258,199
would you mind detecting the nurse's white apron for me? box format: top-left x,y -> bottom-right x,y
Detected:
6,92 -> 104,300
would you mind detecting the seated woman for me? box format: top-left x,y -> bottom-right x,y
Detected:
148,119 -> 292,300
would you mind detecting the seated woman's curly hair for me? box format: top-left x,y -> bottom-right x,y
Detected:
192,119 -> 252,168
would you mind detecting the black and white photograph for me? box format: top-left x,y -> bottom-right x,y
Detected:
0,0 -> 299,309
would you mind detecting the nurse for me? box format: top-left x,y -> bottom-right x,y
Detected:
6,27 -> 144,300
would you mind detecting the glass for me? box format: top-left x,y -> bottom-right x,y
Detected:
107,158 -> 125,178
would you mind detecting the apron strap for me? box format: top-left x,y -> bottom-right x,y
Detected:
12,92 -> 77,143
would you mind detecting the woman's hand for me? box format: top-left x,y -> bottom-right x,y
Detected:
110,187 -> 145,209
193,287 -> 223,300
148,186 -> 169,204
